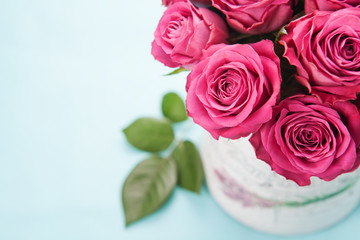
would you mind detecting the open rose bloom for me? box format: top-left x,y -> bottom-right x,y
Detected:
152,1 -> 228,68
250,95 -> 360,186
152,0 -> 360,186
280,8 -> 360,103
186,41 -> 281,139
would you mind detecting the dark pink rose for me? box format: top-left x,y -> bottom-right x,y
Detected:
305,0 -> 360,13
211,0 -> 294,35
152,2 -> 229,69
186,40 -> 282,139
250,95 -> 360,186
280,9 -> 360,103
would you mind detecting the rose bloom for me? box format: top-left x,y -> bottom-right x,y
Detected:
186,40 -> 281,139
250,95 -> 360,186
162,0 -> 212,7
152,1 -> 229,69
305,0 -> 360,14
280,8 -> 360,103
211,0 -> 294,35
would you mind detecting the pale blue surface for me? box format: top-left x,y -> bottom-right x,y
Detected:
0,1 -> 359,239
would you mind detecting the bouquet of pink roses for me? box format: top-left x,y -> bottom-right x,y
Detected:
152,0 -> 360,187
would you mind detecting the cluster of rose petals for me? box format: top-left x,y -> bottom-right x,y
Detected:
250,95 -> 360,186
162,0 -> 212,7
186,41 -> 281,139
152,1 -> 229,69
305,0 -> 360,13
280,8 -> 360,103
211,0 -> 293,35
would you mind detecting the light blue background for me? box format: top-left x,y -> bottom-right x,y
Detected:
0,1 -> 359,239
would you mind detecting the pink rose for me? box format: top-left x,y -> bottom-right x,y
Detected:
250,95 -> 360,186
305,0 -> 360,13
152,2 -> 229,69
280,9 -> 360,103
186,40 -> 282,139
162,0 -> 212,7
211,0 -> 294,35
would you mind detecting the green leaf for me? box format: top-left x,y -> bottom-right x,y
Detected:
274,25 -> 287,44
123,118 -> 175,152
161,92 -> 188,123
171,140 -> 204,193
165,67 -> 188,76
122,155 -> 177,226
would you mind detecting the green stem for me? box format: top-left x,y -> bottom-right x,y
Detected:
282,180 -> 358,207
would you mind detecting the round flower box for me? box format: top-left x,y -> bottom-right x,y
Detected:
201,134 -> 360,235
